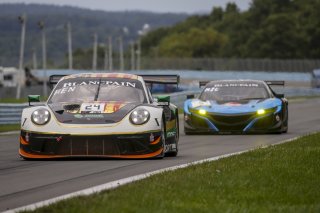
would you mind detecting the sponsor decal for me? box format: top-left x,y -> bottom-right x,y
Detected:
53,80 -> 137,95
150,133 -> 154,142
25,132 -> 29,142
204,87 -> 219,92
74,114 -> 104,119
209,83 -> 259,88
104,102 -> 126,113
191,100 -> 211,108
63,80 -> 136,88
165,144 -> 176,152
83,114 -> 104,118
224,102 -> 242,106
167,129 -> 176,137
205,83 -> 260,93
56,136 -> 63,142
74,114 -> 84,118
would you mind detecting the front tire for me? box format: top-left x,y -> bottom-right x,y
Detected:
157,116 -> 166,159
166,115 -> 179,157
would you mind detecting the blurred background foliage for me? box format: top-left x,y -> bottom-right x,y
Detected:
141,0 -> 320,59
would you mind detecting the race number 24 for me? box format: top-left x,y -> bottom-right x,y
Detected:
81,103 -> 105,113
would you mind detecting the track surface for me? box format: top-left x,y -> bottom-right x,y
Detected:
1,98 -> 320,211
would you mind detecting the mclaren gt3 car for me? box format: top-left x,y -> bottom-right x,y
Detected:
20,73 -> 179,159
184,80 -> 288,134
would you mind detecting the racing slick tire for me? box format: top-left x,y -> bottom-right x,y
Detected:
165,114 -> 179,157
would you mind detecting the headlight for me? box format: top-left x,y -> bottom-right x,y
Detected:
31,108 -> 51,125
257,109 -> 266,115
130,108 -> 150,125
198,109 -> 207,115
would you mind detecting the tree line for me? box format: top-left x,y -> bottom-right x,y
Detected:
141,0 -> 320,59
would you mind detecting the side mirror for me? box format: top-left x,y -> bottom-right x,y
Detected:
187,94 -> 195,99
156,95 -> 170,106
28,95 -> 40,106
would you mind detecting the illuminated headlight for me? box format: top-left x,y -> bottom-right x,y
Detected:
31,108 -> 51,125
130,108 -> 150,125
198,109 -> 207,115
257,109 -> 266,115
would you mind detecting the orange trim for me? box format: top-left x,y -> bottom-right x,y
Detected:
19,148 -> 64,159
19,148 -> 163,159
150,136 -> 161,145
104,148 -> 163,159
20,136 -> 29,145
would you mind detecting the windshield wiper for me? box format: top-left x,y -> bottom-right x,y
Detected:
94,78 -> 102,101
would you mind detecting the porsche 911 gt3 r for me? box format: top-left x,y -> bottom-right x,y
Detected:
19,73 -> 179,159
184,80 -> 288,134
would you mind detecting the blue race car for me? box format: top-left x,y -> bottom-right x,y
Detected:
184,80 -> 288,134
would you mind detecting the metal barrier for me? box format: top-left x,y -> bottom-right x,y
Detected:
0,103 -> 29,124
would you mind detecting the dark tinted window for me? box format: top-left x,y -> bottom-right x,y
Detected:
49,77 -> 146,103
200,82 -> 269,101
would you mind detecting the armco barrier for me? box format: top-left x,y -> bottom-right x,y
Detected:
0,91 -> 199,125
0,103 -> 29,124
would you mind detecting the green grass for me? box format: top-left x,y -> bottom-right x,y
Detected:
0,98 -> 28,103
0,97 -> 48,103
26,132 -> 320,212
0,124 -> 20,132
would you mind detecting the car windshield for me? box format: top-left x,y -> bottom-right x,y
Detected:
48,77 -> 146,104
200,82 -> 270,101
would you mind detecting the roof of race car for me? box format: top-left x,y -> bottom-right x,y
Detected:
61,73 -> 140,80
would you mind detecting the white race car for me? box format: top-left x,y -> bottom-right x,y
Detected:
19,73 -> 179,159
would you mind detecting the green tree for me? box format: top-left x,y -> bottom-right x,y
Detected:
157,28 -> 228,57
245,13 -> 305,58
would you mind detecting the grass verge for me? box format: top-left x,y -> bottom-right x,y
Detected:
0,97 -> 48,103
26,132 -> 320,212
0,98 -> 28,103
0,124 -> 20,133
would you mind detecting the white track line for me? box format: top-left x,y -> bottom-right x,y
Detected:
4,135 -> 302,213
0,131 -> 20,136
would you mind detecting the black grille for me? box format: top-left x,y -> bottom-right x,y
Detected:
22,131 -> 162,156
56,136 -> 152,155
208,112 -> 255,131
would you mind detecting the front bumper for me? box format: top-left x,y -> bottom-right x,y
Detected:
20,130 -> 163,159
184,111 -> 283,134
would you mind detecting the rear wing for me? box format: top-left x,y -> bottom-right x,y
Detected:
265,81 -> 285,86
49,75 -> 66,85
49,74 -> 180,89
49,75 -> 67,89
265,80 -> 285,98
139,75 -> 180,85
199,81 -> 210,88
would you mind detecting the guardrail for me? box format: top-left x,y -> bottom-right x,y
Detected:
0,103 -> 29,124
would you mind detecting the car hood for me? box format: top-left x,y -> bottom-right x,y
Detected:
186,98 -> 282,114
49,101 -> 141,124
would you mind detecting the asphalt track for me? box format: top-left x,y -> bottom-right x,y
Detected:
1,98 -> 320,211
